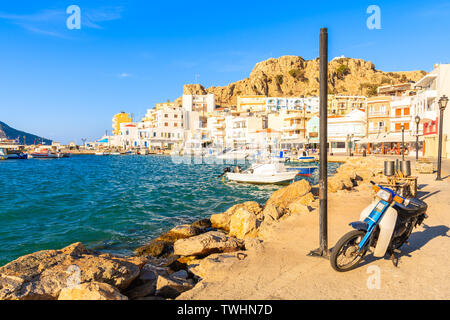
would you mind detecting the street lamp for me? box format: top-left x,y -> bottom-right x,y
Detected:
401,124 -> 405,161
436,95 -> 448,180
415,115 -> 420,161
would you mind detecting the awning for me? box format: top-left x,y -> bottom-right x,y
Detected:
356,134 -> 424,144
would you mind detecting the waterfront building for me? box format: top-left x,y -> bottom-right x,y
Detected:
112,112 -> 132,136
119,122 -> 140,149
182,94 -> 216,113
266,97 -> 319,114
328,95 -> 367,116
377,82 -> 416,96
328,109 -> 366,154
236,95 -> 267,113
367,96 -> 391,138
306,115 -> 320,146
139,105 -> 184,150
247,128 -> 282,151
412,64 -> 450,158
225,115 -> 265,148
207,115 -> 226,147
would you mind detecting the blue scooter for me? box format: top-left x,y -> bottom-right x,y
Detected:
330,181 -> 428,272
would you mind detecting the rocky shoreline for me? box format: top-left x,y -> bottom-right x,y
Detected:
0,157 -> 387,300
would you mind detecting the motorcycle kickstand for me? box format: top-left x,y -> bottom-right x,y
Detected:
389,249 -> 401,267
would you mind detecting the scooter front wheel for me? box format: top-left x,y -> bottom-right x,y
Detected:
330,230 -> 367,272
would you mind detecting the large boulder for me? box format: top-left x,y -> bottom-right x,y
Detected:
211,201 -> 262,231
229,208 -> 258,239
136,224 -> 203,257
262,204 -> 283,221
297,192 -> 315,206
58,282 -> 128,300
327,176 -> 344,193
287,200 -> 310,215
0,242 -> 145,300
173,231 -> 244,257
265,180 -> 311,210
335,173 -> 354,189
155,275 -> 194,299
355,168 -> 374,182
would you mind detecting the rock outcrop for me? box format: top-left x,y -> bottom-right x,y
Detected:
58,282 -> 128,300
173,231 -> 244,257
180,56 -> 426,107
0,242 -> 146,300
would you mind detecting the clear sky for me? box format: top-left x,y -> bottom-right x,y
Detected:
0,0 -> 449,144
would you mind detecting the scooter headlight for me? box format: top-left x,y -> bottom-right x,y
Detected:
376,189 -> 392,202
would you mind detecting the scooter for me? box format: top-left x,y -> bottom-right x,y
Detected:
330,181 -> 428,272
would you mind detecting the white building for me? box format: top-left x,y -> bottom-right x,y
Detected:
266,97 -> 319,113
413,64 -> 450,158
225,115 -> 265,148
182,94 -> 216,113
328,109 -> 366,153
139,105 -> 184,149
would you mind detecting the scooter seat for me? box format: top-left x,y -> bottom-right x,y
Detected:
393,198 -> 427,217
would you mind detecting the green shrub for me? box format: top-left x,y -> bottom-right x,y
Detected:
336,64 -> 350,79
275,74 -> 283,85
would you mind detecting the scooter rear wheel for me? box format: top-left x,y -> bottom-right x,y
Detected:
330,230 -> 367,272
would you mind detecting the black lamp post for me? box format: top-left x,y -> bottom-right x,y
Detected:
401,124 -> 405,161
436,95 -> 448,181
308,27 -> 328,258
415,115 -> 420,161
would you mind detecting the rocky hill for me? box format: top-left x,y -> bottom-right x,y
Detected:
0,121 -> 52,145
180,55 -> 426,107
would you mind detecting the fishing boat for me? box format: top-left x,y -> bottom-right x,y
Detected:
29,149 -> 61,159
225,162 -> 298,185
0,139 -> 28,160
95,151 -> 109,156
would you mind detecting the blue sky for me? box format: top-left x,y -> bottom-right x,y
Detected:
0,0 -> 449,144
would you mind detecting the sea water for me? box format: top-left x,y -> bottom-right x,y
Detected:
0,155 -> 340,266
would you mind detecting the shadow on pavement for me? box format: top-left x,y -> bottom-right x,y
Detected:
417,190 -> 440,200
397,224 -> 450,258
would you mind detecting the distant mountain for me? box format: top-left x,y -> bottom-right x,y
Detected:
179,55 -> 427,107
0,121 -> 52,145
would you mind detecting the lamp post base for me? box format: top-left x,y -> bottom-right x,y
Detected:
307,247 -> 330,259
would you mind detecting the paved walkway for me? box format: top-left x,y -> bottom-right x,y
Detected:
179,170 -> 450,300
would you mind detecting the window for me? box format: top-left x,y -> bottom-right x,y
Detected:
164,114 -> 168,118
404,107 -> 410,115
174,123 -> 177,127
395,109 -> 402,116
165,123 -> 168,127
395,123 -> 402,131
174,114 -> 178,118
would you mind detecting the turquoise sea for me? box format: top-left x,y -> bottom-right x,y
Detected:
0,155 -> 340,266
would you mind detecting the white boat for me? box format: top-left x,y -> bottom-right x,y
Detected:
95,151 -> 109,156
226,162 -> 298,185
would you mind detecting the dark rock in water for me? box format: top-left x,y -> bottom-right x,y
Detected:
135,223 -> 208,258
135,240 -> 172,257
191,218 -> 212,231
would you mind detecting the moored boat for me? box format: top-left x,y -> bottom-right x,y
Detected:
225,162 -> 298,185
29,149 -> 61,159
